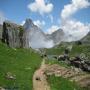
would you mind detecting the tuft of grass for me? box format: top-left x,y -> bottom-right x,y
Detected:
0,42 -> 42,90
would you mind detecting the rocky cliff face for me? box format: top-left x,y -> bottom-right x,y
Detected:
23,19 -> 34,48
2,21 -> 24,48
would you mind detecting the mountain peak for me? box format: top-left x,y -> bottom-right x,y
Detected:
24,18 -> 34,30
26,18 -> 33,24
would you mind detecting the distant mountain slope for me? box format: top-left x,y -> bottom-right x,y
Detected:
24,19 -> 66,49
80,32 -> 90,44
23,19 -> 54,49
50,29 -> 64,45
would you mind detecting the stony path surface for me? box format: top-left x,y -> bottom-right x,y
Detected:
45,64 -> 90,88
33,59 -> 50,90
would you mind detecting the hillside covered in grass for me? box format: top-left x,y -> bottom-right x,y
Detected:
46,44 -> 90,60
0,42 -> 42,90
47,75 -> 82,90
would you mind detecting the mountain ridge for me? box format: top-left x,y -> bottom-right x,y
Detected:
0,18 -> 90,49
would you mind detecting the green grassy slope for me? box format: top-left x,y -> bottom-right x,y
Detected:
46,44 -> 90,59
0,42 -> 42,90
47,75 -> 82,90
70,45 -> 90,59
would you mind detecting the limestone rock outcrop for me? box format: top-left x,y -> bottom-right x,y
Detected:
2,21 -> 24,48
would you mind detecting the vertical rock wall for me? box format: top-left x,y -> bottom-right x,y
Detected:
2,21 -> 24,48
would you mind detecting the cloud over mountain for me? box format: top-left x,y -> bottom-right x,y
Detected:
24,19 -> 54,49
61,0 -> 90,20
34,20 -> 45,29
61,0 -> 90,41
46,25 -> 60,34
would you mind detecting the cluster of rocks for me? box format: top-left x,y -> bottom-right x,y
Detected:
47,48 -> 90,72
57,51 -> 90,72
0,87 -> 5,90
5,72 -> 16,80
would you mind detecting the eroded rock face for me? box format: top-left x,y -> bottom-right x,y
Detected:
2,21 -> 24,48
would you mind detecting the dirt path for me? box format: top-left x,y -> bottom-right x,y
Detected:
33,59 -> 50,90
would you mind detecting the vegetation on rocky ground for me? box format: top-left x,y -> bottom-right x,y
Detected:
46,44 -> 90,90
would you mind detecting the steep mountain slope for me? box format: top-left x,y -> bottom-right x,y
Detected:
23,19 -> 54,49
23,19 -> 66,49
80,32 -> 90,44
49,29 -> 65,45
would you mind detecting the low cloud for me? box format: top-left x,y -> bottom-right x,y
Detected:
61,0 -> 90,20
46,25 -> 60,34
28,0 -> 53,15
34,20 -> 45,29
62,20 -> 90,41
0,11 -> 6,25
